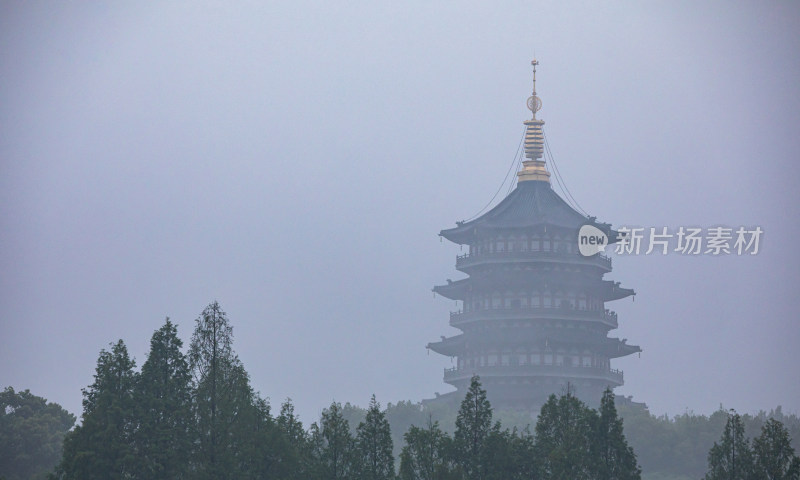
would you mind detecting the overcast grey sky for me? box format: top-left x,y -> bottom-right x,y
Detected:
2,1 -> 799,425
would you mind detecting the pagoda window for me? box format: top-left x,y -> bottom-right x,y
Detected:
491,293 -> 501,309
543,292 -> 552,308
508,236 -> 516,252
553,235 -> 560,252
496,237 -> 505,252
578,294 -> 587,310
544,353 -> 553,365
532,292 -> 541,307
520,235 -> 528,251
543,237 -> 551,251
516,348 -> 527,365
566,293 -> 576,308
531,353 -> 541,365
488,353 -> 498,366
501,350 -> 511,366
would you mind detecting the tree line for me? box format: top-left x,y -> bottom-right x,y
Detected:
2,301 -> 798,479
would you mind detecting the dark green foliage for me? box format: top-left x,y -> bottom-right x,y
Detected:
312,402 -> 357,479
57,340 -> 137,479
705,411 -> 754,480
617,404 -> 800,479
277,399 -> 312,479
355,395 -> 394,480
752,418 -> 800,480
483,423 -> 537,480
133,318 -> 192,479
596,388 -> 641,480
0,387 -> 75,480
399,419 -> 455,480
188,301 -> 277,479
232,395 -> 292,479
534,390 -> 597,480
453,376 -> 493,480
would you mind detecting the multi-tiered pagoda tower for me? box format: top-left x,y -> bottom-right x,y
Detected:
427,60 -> 640,411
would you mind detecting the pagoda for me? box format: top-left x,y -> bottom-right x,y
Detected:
427,60 -> 640,411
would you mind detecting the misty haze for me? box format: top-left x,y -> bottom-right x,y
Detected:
1,2 -> 799,479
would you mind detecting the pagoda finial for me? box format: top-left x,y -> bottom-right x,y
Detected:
527,58 -> 542,120
518,58 -> 550,183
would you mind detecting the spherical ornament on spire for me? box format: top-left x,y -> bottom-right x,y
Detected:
527,95 -> 542,115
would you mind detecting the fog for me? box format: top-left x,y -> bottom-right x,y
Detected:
1,1 -> 799,425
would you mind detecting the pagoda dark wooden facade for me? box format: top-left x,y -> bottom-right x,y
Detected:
427,60 -> 640,410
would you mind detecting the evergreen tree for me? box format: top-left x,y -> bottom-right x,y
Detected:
482,423 -> 515,480
312,401 -> 356,479
0,387 -> 75,480
534,389 -> 597,480
188,301 -> 261,479
454,375 -> 493,480
753,418 -> 800,480
596,388 -> 641,480
133,318 -> 192,479
355,395 -> 395,480
278,398 -> 311,479
233,393 -> 290,479
484,425 -> 537,480
705,410 -> 754,480
57,340 -> 137,480
399,418 -> 455,480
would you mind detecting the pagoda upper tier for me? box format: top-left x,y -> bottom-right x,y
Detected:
440,178 -> 618,245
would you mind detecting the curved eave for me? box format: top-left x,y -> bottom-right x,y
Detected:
608,342 -> 642,359
429,330 -> 639,357
427,335 -> 464,356
602,280 -> 635,301
433,279 -> 470,300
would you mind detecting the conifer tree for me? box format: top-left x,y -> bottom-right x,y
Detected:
134,318 -> 192,479
753,418 -> 800,480
534,389 -> 597,480
355,395 -> 395,480
596,387 -> 641,480
705,410 -> 754,480
278,399 -> 311,479
399,418 -> 455,480
189,301 -> 261,479
484,424 -> 537,480
312,401 -> 356,479
454,375 -> 493,480
57,340 -> 137,479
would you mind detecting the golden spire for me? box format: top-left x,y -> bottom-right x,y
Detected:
517,58 -> 551,183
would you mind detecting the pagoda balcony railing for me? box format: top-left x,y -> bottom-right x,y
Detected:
443,364 -> 624,385
455,250 -> 611,271
450,307 -> 618,328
